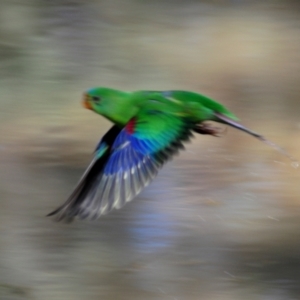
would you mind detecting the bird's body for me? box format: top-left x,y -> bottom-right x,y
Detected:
48,88 -> 290,221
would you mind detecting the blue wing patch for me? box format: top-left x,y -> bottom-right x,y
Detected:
48,112 -> 193,221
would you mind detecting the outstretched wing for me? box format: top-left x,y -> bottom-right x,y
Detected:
48,107 -> 194,221
47,125 -> 121,221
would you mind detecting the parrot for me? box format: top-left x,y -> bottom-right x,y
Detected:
48,87 -> 296,222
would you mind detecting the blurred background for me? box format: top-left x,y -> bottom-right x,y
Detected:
0,0 -> 300,299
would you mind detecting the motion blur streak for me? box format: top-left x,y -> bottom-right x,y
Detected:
0,1 -> 299,299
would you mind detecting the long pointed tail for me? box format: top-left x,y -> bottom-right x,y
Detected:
214,113 -> 299,167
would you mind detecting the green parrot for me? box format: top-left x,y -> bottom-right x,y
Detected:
48,88 -> 294,221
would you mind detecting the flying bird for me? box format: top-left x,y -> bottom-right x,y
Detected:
48,88 -> 296,221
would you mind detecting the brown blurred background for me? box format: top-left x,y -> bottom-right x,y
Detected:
0,1 -> 300,299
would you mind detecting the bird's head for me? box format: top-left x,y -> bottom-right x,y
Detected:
82,87 -> 135,125
83,87 -> 126,112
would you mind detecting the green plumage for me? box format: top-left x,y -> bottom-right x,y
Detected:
85,88 -> 238,126
48,87 -> 269,221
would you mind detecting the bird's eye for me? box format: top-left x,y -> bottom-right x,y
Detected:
92,96 -> 101,103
